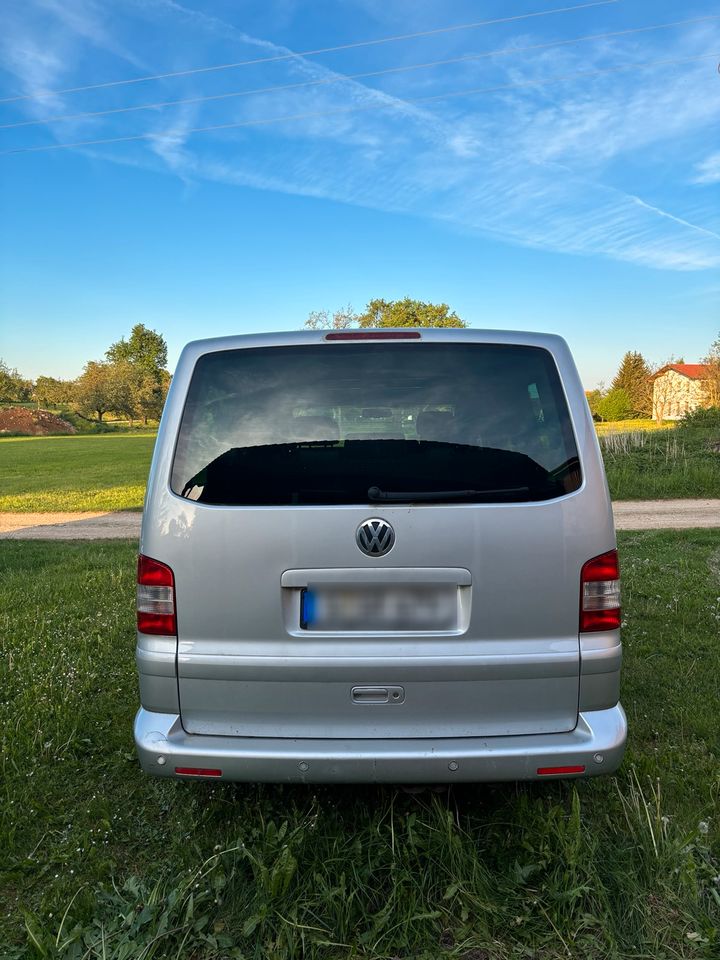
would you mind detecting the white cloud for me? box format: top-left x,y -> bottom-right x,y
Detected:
3,0 -> 720,271
692,151 -> 720,185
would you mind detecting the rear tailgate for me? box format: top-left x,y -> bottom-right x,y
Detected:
140,332 -> 612,740
168,497 -> 588,738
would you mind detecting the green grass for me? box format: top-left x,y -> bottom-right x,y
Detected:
1,534 -> 718,958
0,435 -> 156,511
599,427 -> 720,500
1,424 -> 719,513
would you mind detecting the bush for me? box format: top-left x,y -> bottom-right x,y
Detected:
585,389 -> 604,421
596,388 -> 632,423
677,405 -> 720,430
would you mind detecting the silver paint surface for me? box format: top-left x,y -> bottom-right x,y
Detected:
135,329 -> 624,781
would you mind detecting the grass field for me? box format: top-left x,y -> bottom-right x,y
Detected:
599,427 -> 720,501
0,435 -> 156,512
0,423 -> 719,512
1,533 -> 718,958
595,419 -> 674,435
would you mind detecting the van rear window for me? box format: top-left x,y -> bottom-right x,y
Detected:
171,343 -> 581,505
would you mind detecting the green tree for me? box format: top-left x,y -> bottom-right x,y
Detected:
34,376 -> 75,407
305,298 -> 466,330
106,324 -> 170,423
585,388 -> 605,420
74,362 -> 114,421
106,324 -> 168,375
132,369 -> 171,424
107,361 -> 139,424
357,298 -> 465,328
596,387 -> 632,423
610,351 -> 652,418
0,359 -> 32,403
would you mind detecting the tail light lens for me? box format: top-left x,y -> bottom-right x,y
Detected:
580,549 -> 620,632
137,554 -> 176,636
325,331 -> 421,340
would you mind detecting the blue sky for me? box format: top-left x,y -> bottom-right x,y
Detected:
1,0 -> 719,388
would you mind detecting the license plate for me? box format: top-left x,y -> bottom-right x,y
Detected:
300,584 -> 457,631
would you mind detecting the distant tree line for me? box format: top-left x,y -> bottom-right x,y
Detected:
0,360 -> 33,404
0,324 -> 171,424
5,313 -> 718,427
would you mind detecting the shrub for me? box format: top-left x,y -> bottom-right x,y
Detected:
677,405 -> 720,430
596,388 -> 632,423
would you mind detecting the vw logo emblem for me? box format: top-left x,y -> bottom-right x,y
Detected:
356,518 -> 395,557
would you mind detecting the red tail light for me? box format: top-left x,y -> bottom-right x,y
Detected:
580,549 -> 620,632
137,554 -> 176,636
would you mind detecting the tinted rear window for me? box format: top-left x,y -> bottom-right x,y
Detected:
171,343 -> 581,505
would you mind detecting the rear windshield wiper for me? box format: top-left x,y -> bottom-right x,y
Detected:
368,485 -> 530,502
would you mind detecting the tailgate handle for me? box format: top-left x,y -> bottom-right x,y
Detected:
352,686 -> 405,704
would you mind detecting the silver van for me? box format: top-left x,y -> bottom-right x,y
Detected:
134,329 -> 626,782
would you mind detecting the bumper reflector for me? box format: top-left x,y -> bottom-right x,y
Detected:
175,767 -> 222,777
537,765 -> 586,776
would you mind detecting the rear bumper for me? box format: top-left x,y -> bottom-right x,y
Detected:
134,703 -> 627,783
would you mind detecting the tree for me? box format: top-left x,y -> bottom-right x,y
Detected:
106,324 -> 170,423
357,298 -> 466,328
610,351 -> 652,418
585,388 -> 605,420
304,305 -> 357,330
107,361 -> 138,424
0,359 -> 32,403
596,388 -> 632,423
132,369 -> 171,424
703,331 -> 720,407
305,298 -> 466,330
74,362 -> 114,421
34,376 -> 75,407
106,324 -> 168,375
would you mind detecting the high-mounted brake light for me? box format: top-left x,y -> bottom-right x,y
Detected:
580,549 -> 620,632
137,554 -> 177,636
325,331 -> 421,341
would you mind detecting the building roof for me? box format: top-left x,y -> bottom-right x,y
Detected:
651,363 -> 710,381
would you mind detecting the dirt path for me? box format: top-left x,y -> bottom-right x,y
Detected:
0,511 -> 142,539
1,501 -> 719,539
611,499 -> 720,530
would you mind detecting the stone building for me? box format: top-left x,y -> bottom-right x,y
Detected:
651,364 -> 710,422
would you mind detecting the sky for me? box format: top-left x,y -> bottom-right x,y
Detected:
0,0 -> 719,389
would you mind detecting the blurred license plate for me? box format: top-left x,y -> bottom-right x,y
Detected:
300,585 -> 457,631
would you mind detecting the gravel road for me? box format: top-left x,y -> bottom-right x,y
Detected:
1,501 -> 719,539
0,511 -> 143,540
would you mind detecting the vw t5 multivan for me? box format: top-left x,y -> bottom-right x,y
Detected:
134,329 -> 626,782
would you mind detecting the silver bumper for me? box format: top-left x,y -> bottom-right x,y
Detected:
134,703 -> 627,783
